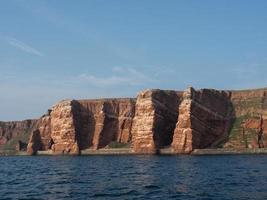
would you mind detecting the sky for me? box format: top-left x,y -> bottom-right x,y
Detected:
1,0 -> 267,121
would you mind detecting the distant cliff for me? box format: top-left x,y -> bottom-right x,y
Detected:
1,87 -> 267,155
0,120 -> 37,151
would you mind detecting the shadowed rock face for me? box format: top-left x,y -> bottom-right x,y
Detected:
0,120 -> 37,151
77,99 -> 135,150
171,87 -> 233,153
132,90 -> 182,153
27,115 -> 52,155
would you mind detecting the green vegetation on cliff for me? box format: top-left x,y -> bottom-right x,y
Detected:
0,129 -> 31,151
107,142 -> 131,148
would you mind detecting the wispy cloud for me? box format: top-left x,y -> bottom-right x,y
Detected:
76,67 -> 155,87
14,1 -> 146,62
6,37 -> 44,57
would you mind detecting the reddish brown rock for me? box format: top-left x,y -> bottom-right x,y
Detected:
27,98 -> 135,155
12,87 -> 267,155
50,100 -> 81,155
0,120 -> 37,150
244,119 -> 261,129
27,130 -> 42,155
27,115 -> 52,155
132,89 -> 181,153
224,88 -> 267,149
171,88 -> 193,153
171,87 -> 232,153
78,98 -> 135,149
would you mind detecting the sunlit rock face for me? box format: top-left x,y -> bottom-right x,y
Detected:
132,89 -> 182,153
50,100 -> 81,155
27,98 -> 136,155
27,100 -> 81,155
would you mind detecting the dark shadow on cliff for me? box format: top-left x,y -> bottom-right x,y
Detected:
30,130 -> 42,154
98,114 -> 118,149
78,107 -> 96,150
209,93 -> 236,149
152,91 -> 182,150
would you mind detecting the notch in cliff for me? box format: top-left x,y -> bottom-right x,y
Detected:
131,89 -> 182,153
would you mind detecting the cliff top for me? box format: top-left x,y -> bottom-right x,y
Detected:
77,98 -> 136,102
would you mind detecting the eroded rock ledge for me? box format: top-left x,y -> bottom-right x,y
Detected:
2,87 -> 267,155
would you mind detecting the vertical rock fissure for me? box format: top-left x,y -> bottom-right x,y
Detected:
172,87 -> 232,153
132,90 -> 181,153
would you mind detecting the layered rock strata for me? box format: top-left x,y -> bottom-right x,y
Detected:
2,87 -> 267,155
131,90 -> 182,153
50,100 -> 81,154
171,87 -> 233,153
27,98 -> 135,155
78,99 -> 135,150
28,100 -> 81,155
224,88 -> 267,149
0,120 -> 37,150
27,115 -> 52,155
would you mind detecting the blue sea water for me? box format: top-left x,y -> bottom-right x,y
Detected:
0,155 -> 266,199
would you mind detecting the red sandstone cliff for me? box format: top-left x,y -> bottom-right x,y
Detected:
224,88 -> 267,149
78,99 -> 135,150
131,90 -> 182,153
1,86 -> 265,155
0,119 -> 37,151
27,98 -> 135,155
171,87 -> 233,153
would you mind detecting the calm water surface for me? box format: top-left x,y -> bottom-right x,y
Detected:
0,155 -> 266,199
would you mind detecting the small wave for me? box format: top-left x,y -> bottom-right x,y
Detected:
144,184 -> 160,189
92,190 -> 139,197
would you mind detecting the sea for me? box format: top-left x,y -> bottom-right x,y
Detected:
0,155 -> 266,199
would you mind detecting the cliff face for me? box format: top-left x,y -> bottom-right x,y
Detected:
224,89 -> 267,149
1,86 -> 264,155
50,100 -> 81,155
27,98 -> 135,155
27,115 -> 52,155
131,90 -> 182,153
78,99 -> 135,150
171,87 -> 232,153
28,100 -> 81,155
170,88 -> 267,152
0,120 -> 37,151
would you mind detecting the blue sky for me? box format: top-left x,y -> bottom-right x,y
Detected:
1,0 -> 267,120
